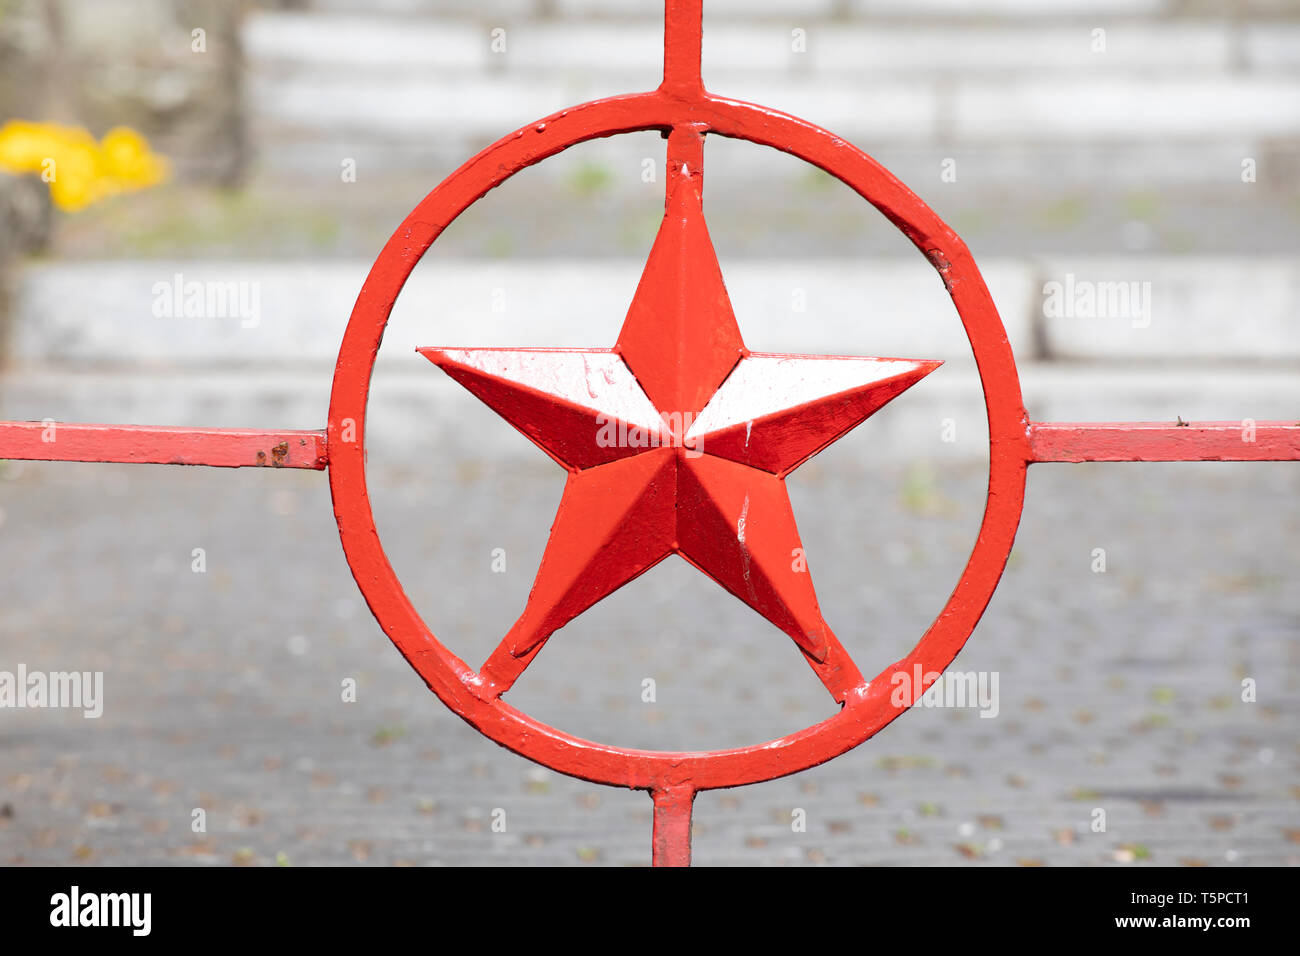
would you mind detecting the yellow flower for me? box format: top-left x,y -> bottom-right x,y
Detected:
0,120 -> 170,211
99,127 -> 170,189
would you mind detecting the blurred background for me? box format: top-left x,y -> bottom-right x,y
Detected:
0,0 -> 1296,867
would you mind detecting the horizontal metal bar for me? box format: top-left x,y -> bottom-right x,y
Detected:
0,422 -> 328,470
1028,421 -> 1300,463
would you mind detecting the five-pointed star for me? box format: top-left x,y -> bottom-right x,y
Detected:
418,160 -> 939,705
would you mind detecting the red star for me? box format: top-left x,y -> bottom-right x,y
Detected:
418,129 -> 939,705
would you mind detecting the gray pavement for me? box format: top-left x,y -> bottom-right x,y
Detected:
0,452 -> 1296,866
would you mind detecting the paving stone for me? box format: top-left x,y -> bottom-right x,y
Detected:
0,458 -> 1294,865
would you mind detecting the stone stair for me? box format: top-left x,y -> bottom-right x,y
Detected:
243,1 -> 1300,190
3,256 -> 1297,461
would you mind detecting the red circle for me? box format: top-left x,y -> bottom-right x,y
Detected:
327,91 -> 1031,793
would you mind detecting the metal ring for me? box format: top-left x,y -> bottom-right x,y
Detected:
327,89 -> 1031,794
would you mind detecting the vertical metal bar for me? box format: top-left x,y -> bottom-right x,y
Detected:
665,123 -> 705,200
661,0 -> 704,97
651,784 -> 697,867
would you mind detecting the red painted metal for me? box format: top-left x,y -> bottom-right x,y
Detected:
0,422 -> 327,469
615,150 -> 744,418
326,0 -> 1034,868
0,0 -> 1295,867
651,785 -> 697,868
661,0 -> 705,100
1029,421 -> 1300,463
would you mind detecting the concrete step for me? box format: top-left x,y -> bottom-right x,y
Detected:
1036,258 -> 1300,361
4,255 -> 1297,461
302,0 -> 1295,23
246,14 -> 1300,76
242,13 -> 1300,184
10,258 -> 1300,369
248,69 -> 1300,143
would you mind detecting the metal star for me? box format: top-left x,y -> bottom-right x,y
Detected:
418,128 -> 939,705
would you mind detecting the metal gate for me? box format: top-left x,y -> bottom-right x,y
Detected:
1,0 -> 1296,866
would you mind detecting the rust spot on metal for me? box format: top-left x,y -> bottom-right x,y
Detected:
271,441 -> 289,467
256,450 -> 267,465
926,249 -> 955,292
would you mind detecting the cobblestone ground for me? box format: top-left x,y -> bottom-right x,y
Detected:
0,451 -> 1296,867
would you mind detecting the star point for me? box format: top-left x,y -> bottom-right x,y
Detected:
614,178 -> 745,418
